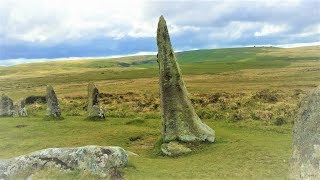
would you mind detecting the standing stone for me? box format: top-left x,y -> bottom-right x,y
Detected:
46,85 -> 61,117
0,95 -> 14,117
87,83 -> 105,119
156,15 -> 215,149
13,99 -> 28,117
290,86 -> 320,179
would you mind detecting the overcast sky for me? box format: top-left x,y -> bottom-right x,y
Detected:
0,0 -> 319,64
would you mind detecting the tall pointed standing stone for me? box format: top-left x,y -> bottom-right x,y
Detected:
290,86 -> 320,179
46,85 -> 61,117
87,83 -> 105,119
0,95 -> 14,117
156,16 -> 215,145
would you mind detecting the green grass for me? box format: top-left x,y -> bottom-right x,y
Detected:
0,46 -> 319,179
0,117 -> 292,179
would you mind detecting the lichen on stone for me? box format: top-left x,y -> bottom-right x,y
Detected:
161,142 -> 192,156
156,16 -> 215,155
46,85 -> 61,118
0,146 -> 128,179
13,99 -> 28,117
0,95 -> 14,117
290,85 -> 320,179
87,83 -> 105,120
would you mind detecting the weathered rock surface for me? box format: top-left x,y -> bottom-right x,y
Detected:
290,86 -> 320,179
13,99 -> 28,117
156,15 -> 215,148
0,146 -> 128,179
0,95 -> 14,117
87,83 -> 105,119
161,142 -> 192,156
46,85 -> 61,117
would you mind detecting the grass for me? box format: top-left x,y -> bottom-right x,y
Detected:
0,117 -> 292,179
0,46 -> 319,179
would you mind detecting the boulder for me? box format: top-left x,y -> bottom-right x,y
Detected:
0,146 -> 128,179
13,99 -> 28,117
290,86 -> 320,179
46,85 -> 61,117
87,83 -> 105,119
161,142 -> 192,157
156,15 -> 215,148
0,95 -> 14,117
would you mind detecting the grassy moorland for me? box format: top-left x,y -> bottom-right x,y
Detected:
0,46 -> 319,179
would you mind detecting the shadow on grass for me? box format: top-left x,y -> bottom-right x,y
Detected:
43,116 -> 65,121
84,116 -> 106,121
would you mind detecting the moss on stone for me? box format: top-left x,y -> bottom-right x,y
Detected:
87,83 -> 105,119
46,85 -> 61,118
0,95 -> 14,117
156,16 -> 215,145
161,141 -> 192,157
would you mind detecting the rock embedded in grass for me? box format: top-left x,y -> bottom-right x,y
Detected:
161,142 -> 192,156
46,85 -> 61,118
156,15 -> 215,154
290,85 -> 320,179
87,83 -> 105,119
0,145 -> 128,179
0,95 -> 14,117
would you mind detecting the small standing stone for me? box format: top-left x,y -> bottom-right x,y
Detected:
290,86 -> 320,179
0,95 -> 14,117
46,85 -> 61,117
87,83 -> 105,119
13,99 -> 28,117
156,15 -> 215,151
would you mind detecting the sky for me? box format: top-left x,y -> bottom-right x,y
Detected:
0,0 -> 319,65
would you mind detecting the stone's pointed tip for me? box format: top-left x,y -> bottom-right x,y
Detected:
158,15 -> 166,24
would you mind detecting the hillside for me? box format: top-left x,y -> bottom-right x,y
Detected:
0,46 -> 319,98
0,46 -> 319,179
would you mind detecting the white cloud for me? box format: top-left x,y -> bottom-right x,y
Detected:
295,24 -> 320,37
0,0 -> 319,60
0,0 -> 155,43
210,21 -> 259,40
254,24 -> 288,36
276,41 -> 320,48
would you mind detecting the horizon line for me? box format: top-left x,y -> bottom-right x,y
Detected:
1,42 -> 319,66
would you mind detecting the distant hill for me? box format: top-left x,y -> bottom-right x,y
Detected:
0,46 -> 319,92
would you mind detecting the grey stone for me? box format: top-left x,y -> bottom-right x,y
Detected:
0,145 -> 128,179
290,86 -> 320,179
0,95 -> 14,117
161,142 -> 192,156
87,83 -> 105,119
156,15 -> 215,146
13,99 -> 28,117
46,85 -> 61,117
